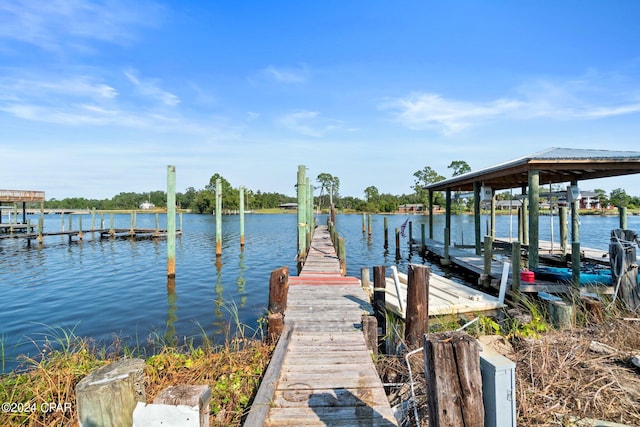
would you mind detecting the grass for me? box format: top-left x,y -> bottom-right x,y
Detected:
376,291 -> 640,426
0,315 -> 274,427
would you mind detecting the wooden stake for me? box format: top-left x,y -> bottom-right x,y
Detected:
405,264 -> 429,347
423,332 -> 484,427
384,216 -> 389,249
239,186 -> 245,249
373,265 -> 386,351
215,178 -> 222,257
167,165 -> 176,278
268,266 -> 289,314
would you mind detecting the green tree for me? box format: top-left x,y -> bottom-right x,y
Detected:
192,189 -> 215,214
594,188 -> 608,209
609,188 -> 630,208
412,166 -> 445,193
207,174 -> 239,210
178,187 -> 197,210
364,186 -> 379,202
413,166 -> 445,208
447,160 -> 471,177
316,173 -> 340,209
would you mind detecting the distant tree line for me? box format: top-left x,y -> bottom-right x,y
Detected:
42,161 -> 640,213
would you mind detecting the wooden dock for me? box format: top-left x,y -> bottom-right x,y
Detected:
424,238 -> 615,294
0,227 -> 176,243
247,225 -> 398,426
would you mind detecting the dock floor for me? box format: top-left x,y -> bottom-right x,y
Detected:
254,225 -> 398,426
424,238 -> 615,294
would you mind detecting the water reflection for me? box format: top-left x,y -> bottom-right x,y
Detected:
237,253 -> 247,308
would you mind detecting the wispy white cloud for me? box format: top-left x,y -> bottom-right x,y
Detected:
0,73 -> 220,135
381,93 -> 524,135
381,74 -> 640,135
124,69 -> 180,106
0,76 -> 118,100
252,65 -> 309,85
278,110 -> 342,137
0,0 -> 163,53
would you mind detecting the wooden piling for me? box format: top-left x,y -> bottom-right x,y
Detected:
421,223 -> 426,254
362,213 -> 366,234
619,206 -> 628,230
571,181 -> 581,286
408,220 -> 413,243
297,165 -> 307,269
240,186 -> 245,249
442,227 -> 451,266
528,170 -> 540,270
405,264 -> 429,347
423,332 -> 484,427
483,235 -> 492,276
268,267 -> 289,343
338,236 -> 346,275
167,165 -> 176,278
215,178 -> 222,257
511,241 -> 521,292
373,265 -> 386,351
307,178 -> 313,249
384,217 -> 389,249
368,213 -> 372,236
395,228 -> 401,259
362,315 -> 378,355
360,267 -> 370,291
559,206 -> 568,256
76,358 -> 146,427
473,182 -> 481,255
155,212 -> 159,234
268,266 -> 289,314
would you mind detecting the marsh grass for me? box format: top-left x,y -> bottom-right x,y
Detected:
377,291 -> 640,426
0,312 -> 273,427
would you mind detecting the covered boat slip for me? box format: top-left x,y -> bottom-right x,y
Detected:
425,148 -> 640,300
0,189 -> 45,227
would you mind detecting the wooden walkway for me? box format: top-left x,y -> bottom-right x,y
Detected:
0,228 -> 174,242
247,225 -> 398,426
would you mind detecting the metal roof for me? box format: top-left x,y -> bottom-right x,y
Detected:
425,147 -> 640,192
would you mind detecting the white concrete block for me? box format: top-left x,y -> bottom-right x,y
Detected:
132,402 -> 200,427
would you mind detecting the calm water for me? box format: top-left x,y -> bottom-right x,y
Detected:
1,212 -> 637,372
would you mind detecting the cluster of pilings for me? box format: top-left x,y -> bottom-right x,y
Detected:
296,165 -> 315,272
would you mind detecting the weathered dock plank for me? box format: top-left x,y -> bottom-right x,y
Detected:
259,225 -> 398,427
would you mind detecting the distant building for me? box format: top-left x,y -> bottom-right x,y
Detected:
496,199 -> 523,210
398,204 -> 425,213
279,202 -> 298,210
139,201 -> 155,209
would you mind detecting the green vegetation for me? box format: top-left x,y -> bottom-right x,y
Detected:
378,291 -> 640,426
0,328 -> 272,427
38,162 -> 640,214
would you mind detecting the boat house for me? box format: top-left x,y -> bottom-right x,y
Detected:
425,147 -> 640,284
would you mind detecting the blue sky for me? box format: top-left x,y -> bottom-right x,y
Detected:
2,1 -> 640,200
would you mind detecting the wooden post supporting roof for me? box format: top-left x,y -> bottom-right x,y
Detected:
423,148 -> 640,268
528,170 -> 540,270
473,182 -> 481,256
